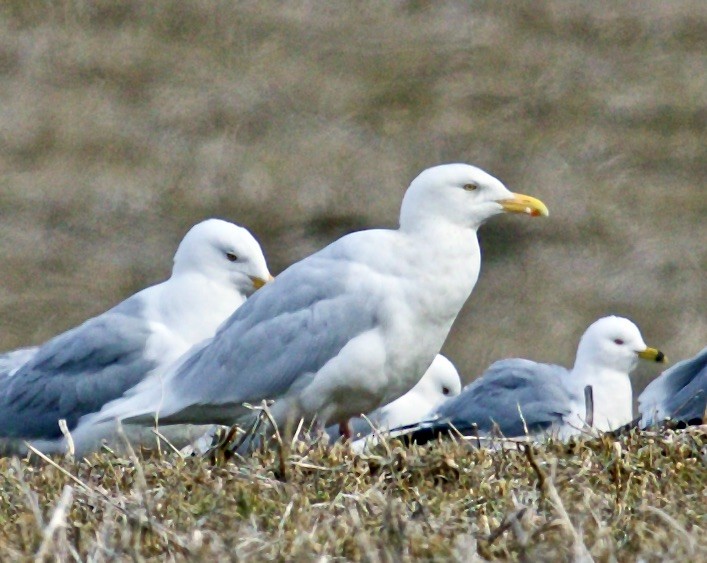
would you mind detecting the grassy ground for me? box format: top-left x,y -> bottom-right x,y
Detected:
0,427 -> 704,560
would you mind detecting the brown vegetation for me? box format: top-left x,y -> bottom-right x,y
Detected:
0,427 -> 705,560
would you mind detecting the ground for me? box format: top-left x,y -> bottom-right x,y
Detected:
0,427 -> 705,560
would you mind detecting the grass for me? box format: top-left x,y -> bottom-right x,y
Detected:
0,427 -> 704,560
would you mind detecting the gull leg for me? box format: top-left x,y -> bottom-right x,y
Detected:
339,420 -> 353,441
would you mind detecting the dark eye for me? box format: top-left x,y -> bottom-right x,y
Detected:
225,252 -> 238,262
463,183 -> 478,191
613,339 -> 624,345
442,386 -> 451,395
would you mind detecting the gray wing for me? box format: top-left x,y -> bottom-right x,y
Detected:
0,347 -> 38,379
639,347 -> 707,425
160,252 -> 380,424
0,298 -> 156,440
432,359 -> 573,437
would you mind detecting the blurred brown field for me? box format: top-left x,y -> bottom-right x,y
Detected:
0,0 -> 704,398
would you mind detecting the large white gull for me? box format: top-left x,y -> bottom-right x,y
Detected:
400,316 -> 666,444
0,219 -> 272,454
639,346 -> 706,426
79,163 -> 548,451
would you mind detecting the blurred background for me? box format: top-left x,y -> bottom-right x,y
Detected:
0,1 -> 704,398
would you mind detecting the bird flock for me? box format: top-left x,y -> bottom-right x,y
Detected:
0,164 -> 704,457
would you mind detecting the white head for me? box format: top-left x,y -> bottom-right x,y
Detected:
399,163 -> 548,231
379,355 -> 462,429
172,219 -> 273,296
574,316 -> 666,375
411,354 -> 462,408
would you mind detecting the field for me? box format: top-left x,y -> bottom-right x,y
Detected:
0,427 -> 705,560
0,0 -> 705,559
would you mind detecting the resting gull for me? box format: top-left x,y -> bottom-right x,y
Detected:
401,316 -> 666,444
639,346 -> 706,426
78,163 -> 548,453
0,219 -> 272,454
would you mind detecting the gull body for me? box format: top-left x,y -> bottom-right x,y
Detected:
80,163 -> 548,452
563,316 -> 663,431
0,219 -> 271,454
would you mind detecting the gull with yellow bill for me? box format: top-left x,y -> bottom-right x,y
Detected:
78,163 -> 549,454
0,219 -> 272,455
399,316 -> 666,445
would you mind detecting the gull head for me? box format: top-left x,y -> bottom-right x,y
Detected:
399,163 -> 548,231
379,355 -> 462,428
414,354 -> 463,408
172,219 -> 273,295
574,316 -> 666,375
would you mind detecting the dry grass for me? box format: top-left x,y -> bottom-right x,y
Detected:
0,427 -> 705,560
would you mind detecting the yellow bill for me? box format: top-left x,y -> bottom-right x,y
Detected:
638,347 -> 667,363
499,193 -> 549,217
251,274 -> 275,290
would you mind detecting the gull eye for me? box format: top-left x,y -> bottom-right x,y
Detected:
225,252 -> 238,262
442,386 -> 451,395
463,183 -> 478,191
613,339 -> 624,346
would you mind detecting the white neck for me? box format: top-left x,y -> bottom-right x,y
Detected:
402,220 -> 481,322
565,365 -> 633,431
150,272 -> 245,346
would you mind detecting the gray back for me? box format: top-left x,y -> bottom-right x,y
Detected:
433,358 -> 573,437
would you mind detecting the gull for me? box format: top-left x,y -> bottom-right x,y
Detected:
0,219 -> 272,454
400,316 -> 666,444
79,163 -> 548,453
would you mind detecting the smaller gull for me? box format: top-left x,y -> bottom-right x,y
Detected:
79,163 -> 548,453
325,354 -> 462,442
401,316 -> 666,444
639,346 -> 706,426
0,219 -> 272,455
